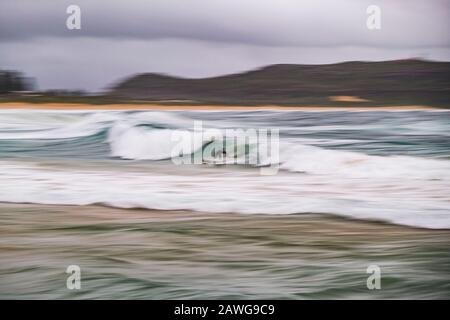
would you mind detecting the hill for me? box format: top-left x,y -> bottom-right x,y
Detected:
108,59 -> 450,107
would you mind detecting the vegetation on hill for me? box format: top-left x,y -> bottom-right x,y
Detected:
108,60 -> 450,107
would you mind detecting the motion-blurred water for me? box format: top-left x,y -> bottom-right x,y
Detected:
0,109 -> 449,228
0,204 -> 449,299
0,109 -> 449,299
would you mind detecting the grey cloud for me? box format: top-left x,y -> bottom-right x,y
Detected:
0,0 -> 449,47
0,0 -> 449,91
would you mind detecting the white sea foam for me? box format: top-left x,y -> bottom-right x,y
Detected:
279,142 -> 449,179
108,123 -> 200,160
0,156 -> 449,229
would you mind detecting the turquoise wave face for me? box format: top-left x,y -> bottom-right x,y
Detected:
0,110 -> 449,160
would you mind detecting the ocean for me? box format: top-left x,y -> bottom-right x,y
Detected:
0,109 -> 449,299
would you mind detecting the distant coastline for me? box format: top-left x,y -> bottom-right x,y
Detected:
2,60 -> 450,109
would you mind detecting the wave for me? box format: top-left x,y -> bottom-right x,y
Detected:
107,122 -> 264,165
108,123 -> 192,160
0,158 -> 449,229
106,119 -> 450,179
0,110 -> 190,140
279,143 -> 450,179
0,110 -> 449,229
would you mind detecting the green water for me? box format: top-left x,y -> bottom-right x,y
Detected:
1,110 -> 449,299
0,203 -> 448,299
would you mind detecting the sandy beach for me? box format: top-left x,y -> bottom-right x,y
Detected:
0,102 -> 444,111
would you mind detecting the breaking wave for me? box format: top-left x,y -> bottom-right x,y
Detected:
0,109 -> 449,229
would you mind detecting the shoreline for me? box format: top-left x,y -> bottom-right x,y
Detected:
0,102 -> 447,111
0,202 -> 447,232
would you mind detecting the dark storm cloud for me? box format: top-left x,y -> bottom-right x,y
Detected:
1,0 -> 449,47
0,0 -> 449,91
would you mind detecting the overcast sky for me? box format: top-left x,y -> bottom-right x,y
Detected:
0,0 -> 449,91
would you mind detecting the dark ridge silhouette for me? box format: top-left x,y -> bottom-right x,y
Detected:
109,59 -> 450,106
